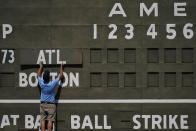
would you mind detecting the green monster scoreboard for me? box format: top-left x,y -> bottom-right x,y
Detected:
0,0 -> 196,130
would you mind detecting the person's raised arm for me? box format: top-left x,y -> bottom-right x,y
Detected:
58,63 -> 63,79
37,63 -> 43,78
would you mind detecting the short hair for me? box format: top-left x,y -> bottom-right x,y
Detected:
43,70 -> 50,83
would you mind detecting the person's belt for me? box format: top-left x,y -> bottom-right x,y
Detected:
41,101 -> 54,104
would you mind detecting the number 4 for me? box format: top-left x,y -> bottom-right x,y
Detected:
147,24 -> 157,39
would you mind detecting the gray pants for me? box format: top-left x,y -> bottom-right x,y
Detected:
40,103 -> 56,121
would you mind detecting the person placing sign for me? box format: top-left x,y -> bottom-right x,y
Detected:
37,63 -> 63,131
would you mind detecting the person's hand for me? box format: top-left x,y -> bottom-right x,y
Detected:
61,62 -> 64,68
40,62 -> 43,68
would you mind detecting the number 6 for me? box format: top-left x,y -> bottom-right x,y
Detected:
183,23 -> 194,39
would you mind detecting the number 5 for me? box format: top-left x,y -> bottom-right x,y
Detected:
166,24 -> 176,39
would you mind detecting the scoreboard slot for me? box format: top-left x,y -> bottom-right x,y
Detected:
0,73 -> 15,88
20,49 -> 83,65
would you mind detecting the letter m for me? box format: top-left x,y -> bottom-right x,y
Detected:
140,3 -> 158,17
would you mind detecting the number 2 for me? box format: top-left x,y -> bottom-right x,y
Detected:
108,24 -> 117,39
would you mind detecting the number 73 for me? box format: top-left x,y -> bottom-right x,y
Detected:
1,49 -> 15,64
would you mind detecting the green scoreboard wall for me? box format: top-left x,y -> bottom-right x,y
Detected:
0,0 -> 196,130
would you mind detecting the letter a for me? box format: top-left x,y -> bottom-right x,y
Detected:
108,3 -> 127,17
36,50 -> 46,64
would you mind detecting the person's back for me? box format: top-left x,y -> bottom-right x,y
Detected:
37,63 -> 63,131
38,76 -> 59,104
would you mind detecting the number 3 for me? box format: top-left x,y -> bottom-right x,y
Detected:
125,24 -> 134,39
8,50 -> 14,63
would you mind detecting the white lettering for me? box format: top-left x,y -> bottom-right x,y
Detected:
19,73 -> 28,87
174,3 -> 187,16
131,115 -> 189,129
36,50 -> 46,64
104,115 -> 111,129
28,72 -> 38,87
69,72 -> 79,87
71,115 -> 80,129
34,115 -> 40,129
163,115 -> 167,129
45,50 -> 52,64
1,115 -> 10,128
57,50 -> 66,64
2,24 -> 13,39
169,115 -> 178,129
10,115 -> 19,126
109,3 -> 127,17
62,72 -> 69,87
95,115 -> 102,129
140,3 -> 158,17
19,72 -> 79,87
180,115 -> 189,129
81,115 -> 93,129
25,115 -> 34,129
152,115 -> 162,129
133,115 -> 141,129
142,115 -> 150,129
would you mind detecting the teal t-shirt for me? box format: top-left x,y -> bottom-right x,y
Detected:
38,77 -> 59,103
